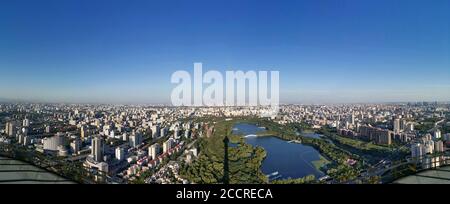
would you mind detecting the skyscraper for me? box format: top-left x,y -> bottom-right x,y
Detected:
393,118 -> 401,134
92,136 -> 103,162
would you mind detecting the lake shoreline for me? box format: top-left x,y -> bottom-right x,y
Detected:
234,123 -> 330,180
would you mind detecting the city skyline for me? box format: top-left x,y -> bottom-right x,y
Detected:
1,0 -> 449,104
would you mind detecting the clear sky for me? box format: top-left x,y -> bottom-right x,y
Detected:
0,0 -> 449,104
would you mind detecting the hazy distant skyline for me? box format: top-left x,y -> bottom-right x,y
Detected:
1,0 -> 449,104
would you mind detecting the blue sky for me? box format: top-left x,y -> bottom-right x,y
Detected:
0,0 -> 449,104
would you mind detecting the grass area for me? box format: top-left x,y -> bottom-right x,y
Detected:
311,155 -> 331,170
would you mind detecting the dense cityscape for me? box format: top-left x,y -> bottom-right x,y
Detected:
1,102 -> 449,184
1,0 -> 449,190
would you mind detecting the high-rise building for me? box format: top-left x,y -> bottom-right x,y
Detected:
184,129 -> 190,138
411,143 -> 424,158
351,113 -> 355,125
80,125 -> 87,140
18,134 -> 24,144
6,122 -> 15,137
23,136 -> 31,146
173,127 -> 179,138
5,122 -> 9,136
163,138 -> 174,153
57,145 -> 69,157
148,143 -> 160,160
115,147 -> 125,161
43,133 -> 65,151
45,125 -> 51,133
393,118 -> 401,134
129,133 -> 142,147
70,138 -> 81,155
22,118 -> 30,127
160,127 -> 167,138
434,140 -> 444,153
21,127 -> 28,136
359,125 -> 393,145
91,136 -> 103,162
407,122 -> 414,132
433,129 -> 442,140
151,125 -> 160,138
424,140 -> 434,154
400,119 -> 407,131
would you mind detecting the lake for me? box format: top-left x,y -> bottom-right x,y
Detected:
233,123 -> 327,180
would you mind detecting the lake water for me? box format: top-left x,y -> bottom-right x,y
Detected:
233,123 -> 326,180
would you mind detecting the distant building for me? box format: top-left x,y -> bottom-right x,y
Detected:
22,118 -> 30,127
18,134 -> 24,144
21,127 -> 28,136
434,129 -> 442,140
129,132 -> 142,147
115,147 -> 125,161
393,118 -> 401,134
91,136 -> 104,162
424,140 -> 434,154
184,129 -> 190,138
23,136 -> 31,146
163,138 -> 174,153
444,133 -> 450,141
351,113 -> 355,125
173,127 -> 179,138
151,125 -> 160,138
359,125 -> 393,145
6,122 -> 15,137
57,145 -> 69,157
411,143 -> 424,158
148,143 -> 161,160
407,123 -> 414,132
45,125 -> 51,133
160,127 -> 167,138
434,140 -> 444,153
80,126 -> 87,140
70,138 -> 81,155
43,133 -> 65,151
400,119 -> 407,131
